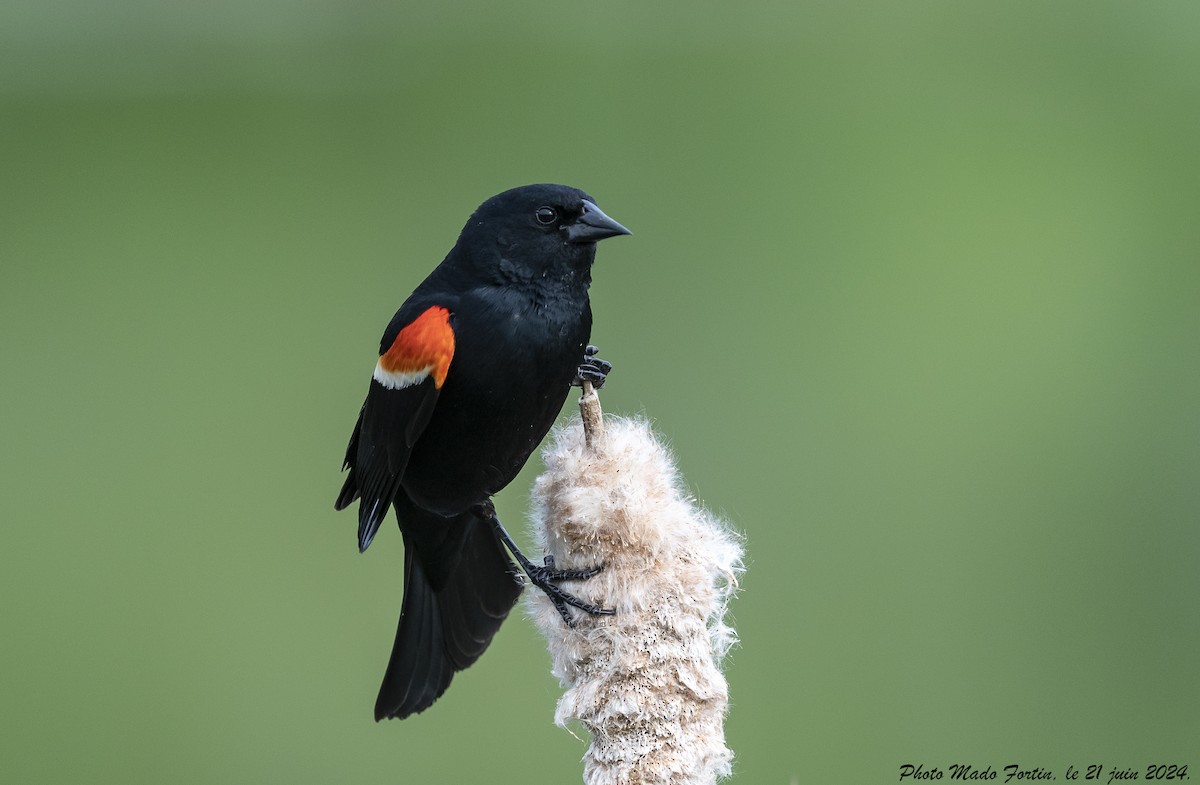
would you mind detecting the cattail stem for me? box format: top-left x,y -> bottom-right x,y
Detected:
529,389 -> 743,785
578,379 -> 604,451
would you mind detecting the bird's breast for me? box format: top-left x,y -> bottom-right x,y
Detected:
398,286 -> 590,513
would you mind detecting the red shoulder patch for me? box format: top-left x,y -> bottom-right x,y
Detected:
378,306 -> 455,389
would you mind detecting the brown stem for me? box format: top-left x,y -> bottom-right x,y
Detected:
579,380 -> 604,452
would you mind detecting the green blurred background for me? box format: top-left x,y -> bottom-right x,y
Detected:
2,1 -> 1198,782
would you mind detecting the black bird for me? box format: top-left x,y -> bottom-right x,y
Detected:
335,184 -> 630,720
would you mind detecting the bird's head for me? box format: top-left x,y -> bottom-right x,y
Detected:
457,183 -> 631,285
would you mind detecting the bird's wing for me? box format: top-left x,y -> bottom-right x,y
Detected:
335,304 -> 456,552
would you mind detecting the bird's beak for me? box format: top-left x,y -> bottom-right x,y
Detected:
563,200 -> 632,244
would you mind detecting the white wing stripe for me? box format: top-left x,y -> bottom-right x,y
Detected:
373,361 -> 433,390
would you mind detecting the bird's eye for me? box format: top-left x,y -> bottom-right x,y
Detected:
535,206 -> 558,225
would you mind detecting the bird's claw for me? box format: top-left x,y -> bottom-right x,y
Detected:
528,555 -> 614,627
480,505 -> 614,627
573,345 -> 613,390
540,553 -> 603,582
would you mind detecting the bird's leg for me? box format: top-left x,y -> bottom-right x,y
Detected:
474,501 -> 615,626
572,344 -> 612,390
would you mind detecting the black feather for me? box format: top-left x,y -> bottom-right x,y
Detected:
340,378 -> 442,552
374,511 -> 522,720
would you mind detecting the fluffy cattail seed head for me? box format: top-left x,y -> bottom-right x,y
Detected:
528,398 -> 743,785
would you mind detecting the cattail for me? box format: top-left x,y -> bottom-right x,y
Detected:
528,386 -> 743,785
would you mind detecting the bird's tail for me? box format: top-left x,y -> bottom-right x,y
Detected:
374,510 -> 523,721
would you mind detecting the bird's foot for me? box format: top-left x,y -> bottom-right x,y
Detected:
525,554 -> 615,627
478,503 -> 614,627
537,553 -> 602,582
572,344 -> 612,389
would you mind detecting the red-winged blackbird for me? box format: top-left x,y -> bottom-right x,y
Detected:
335,184 -> 630,720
